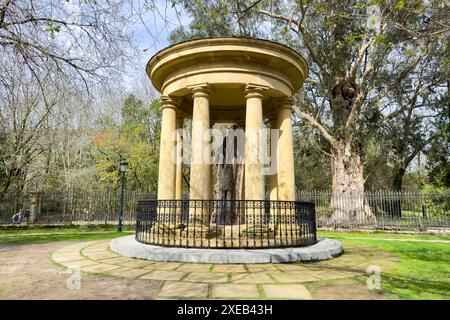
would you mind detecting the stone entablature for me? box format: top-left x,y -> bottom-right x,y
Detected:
147,37 -> 308,123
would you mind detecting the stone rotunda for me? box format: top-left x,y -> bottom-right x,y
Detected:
111,37 -> 343,263
149,37 -> 308,205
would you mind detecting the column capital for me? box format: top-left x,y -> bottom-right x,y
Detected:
160,95 -> 181,109
274,97 -> 295,109
187,83 -> 212,98
244,83 -> 269,99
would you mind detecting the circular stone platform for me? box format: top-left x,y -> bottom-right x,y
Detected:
110,235 -> 343,264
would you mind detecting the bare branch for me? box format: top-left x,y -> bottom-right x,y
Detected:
292,105 -> 336,146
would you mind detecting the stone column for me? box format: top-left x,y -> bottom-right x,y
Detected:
175,117 -> 184,200
275,97 -> 296,201
269,117 -> 279,202
189,83 -> 212,201
157,96 -> 178,200
244,84 -> 268,201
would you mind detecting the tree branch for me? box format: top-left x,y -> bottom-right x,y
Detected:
292,105 -> 336,146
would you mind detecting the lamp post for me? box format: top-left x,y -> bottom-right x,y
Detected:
118,160 -> 128,232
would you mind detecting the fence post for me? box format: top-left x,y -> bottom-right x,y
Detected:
29,192 -> 40,224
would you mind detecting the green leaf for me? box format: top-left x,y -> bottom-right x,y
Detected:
374,34 -> 385,44
347,34 -> 364,44
404,48 -> 415,57
395,0 -> 405,10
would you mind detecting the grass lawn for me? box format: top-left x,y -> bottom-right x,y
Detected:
318,231 -> 450,300
0,225 -> 134,245
319,230 -> 450,241
0,225 -> 135,234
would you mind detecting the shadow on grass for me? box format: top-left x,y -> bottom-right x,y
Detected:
381,273 -> 450,298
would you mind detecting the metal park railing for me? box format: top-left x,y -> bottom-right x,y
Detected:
135,199 -> 317,248
298,190 -> 450,231
1,191 -> 448,232
0,191 -> 155,225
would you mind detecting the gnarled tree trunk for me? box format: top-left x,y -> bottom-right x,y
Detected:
213,124 -> 244,225
326,79 -> 376,226
329,140 -> 375,226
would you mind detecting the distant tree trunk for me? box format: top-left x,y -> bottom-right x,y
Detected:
392,167 -> 405,191
388,166 -> 405,218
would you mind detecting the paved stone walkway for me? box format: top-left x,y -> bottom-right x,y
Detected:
51,239 -> 400,299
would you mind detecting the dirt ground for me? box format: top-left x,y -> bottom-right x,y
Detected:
0,241 -> 161,299
0,240 -> 397,300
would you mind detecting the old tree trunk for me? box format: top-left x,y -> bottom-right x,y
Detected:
213,124 -> 245,225
328,80 -> 375,225
330,141 -> 375,224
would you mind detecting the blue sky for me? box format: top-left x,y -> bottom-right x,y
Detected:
121,0 -> 191,96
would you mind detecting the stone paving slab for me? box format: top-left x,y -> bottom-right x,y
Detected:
51,255 -> 85,263
84,253 -> 120,260
144,262 -> 183,270
61,259 -> 99,269
269,271 -> 318,283
50,239 -> 401,300
83,248 -> 111,254
98,256 -> 137,265
185,272 -> 229,283
118,260 -> 155,268
213,264 -> 247,273
246,264 -> 280,272
82,244 -> 110,251
140,270 -> 187,281
81,263 -> 122,273
263,284 -> 312,299
158,281 -> 209,299
177,263 -> 212,272
212,284 -> 260,298
232,273 -> 275,284
273,264 -> 310,272
106,267 -> 152,279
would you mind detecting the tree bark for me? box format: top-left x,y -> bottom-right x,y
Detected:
213,125 -> 244,225
386,166 -> 405,218
329,142 -> 375,225
392,166 -> 406,191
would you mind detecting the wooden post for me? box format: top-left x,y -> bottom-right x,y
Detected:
29,192 -> 40,224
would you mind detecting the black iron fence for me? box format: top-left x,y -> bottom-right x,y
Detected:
0,192 -> 155,225
0,192 -> 30,223
298,190 -> 450,230
1,191 -> 449,231
135,200 -> 317,248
